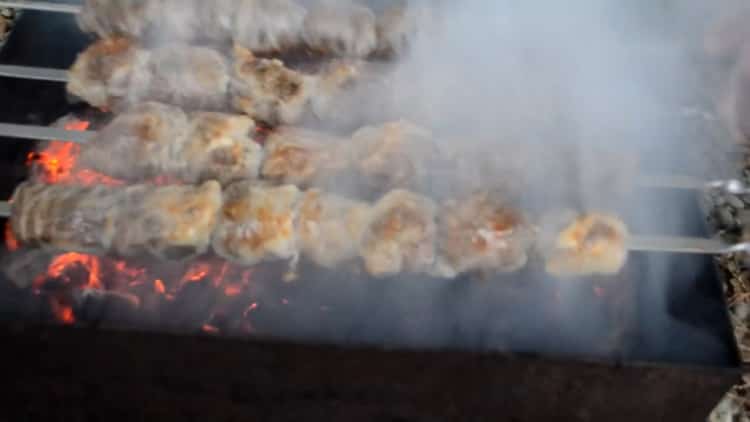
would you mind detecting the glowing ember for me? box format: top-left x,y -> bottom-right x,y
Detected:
50,299 -> 75,325
202,324 -> 220,334
154,279 -> 166,295
46,253 -> 102,290
243,302 -> 259,318
593,286 -> 605,298
4,221 -> 18,252
180,263 -> 211,286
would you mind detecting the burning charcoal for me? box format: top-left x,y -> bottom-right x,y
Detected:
360,189 -> 437,277
212,182 -> 302,266
73,288 -> 141,325
537,211 -> 629,278
261,126 -> 350,187
297,189 -> 371,269
433,192 -> 535,278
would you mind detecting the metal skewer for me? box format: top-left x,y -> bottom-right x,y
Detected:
0,123 -> 94,143
0,197 -> 741,255
0,65 -> 68,82
0,1 -> 81,14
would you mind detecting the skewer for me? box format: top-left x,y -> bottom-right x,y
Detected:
0,121 -> 743,194
0,197 -> 741,255
0,1 -> 80,14
0,64 -> 68,82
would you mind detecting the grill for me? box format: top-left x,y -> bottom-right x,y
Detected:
0,3 -> 743,421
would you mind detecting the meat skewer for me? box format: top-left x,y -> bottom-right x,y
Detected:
10,180 -> 222,260
66,37 -> 362,124
9,181 -> 541,278
76,102 -> 263,186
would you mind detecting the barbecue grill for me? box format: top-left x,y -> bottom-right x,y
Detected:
0,3 -> 744,421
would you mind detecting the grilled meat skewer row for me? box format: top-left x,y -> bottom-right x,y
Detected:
67,37 -> 362,124
65,102 -> 436,192
77,0 -> 415,58
11,182 -> 606,278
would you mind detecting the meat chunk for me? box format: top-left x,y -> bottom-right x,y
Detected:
374,3 -> 418,57
297,189 -> 371,268
67,37 -> 147,109
360,190 -> 437,277
261,126 -> 349,187
10,182 -> 123,255
180,112 -> 262,185
350,120 -> 438,193
77,103 -> 261,185
230,45 -> 313,124
302,1 -> 377,58
136,44 -> 230,110
539,211 -> 629,277
233,0 -> 307,53
435,193 -> 535,277
212,182 -> 302,266
111,181 -> 222,260
77,102 -> 190,181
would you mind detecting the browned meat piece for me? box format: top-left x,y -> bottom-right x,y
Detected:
350,120 -> 438,193
230,45 -> 314,124
77,103 -> 262,185
11,182 -> 123,255
360,190 -> 437,277
538,211 -> 629,277
68,38 -> 230,111
10,181 -> 222,260
435,193 -> 535,277
110,181 -> 222,260
179,112 -> 262,185
67,37 -> 146,109
260,126 -> 349,187
297,189 -> 371,268
212,182 -> 302,266
374,3 -> 418,56
77,102 -> 190,180
136,44 -> 230,110
302,1 -> 377,58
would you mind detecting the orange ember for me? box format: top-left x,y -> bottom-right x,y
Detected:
50,299 -> 75,325
4,221 -> 19,252
202,324 -> 220,334
28,120 -> 125,186
181,263 -> 211,286
154,279 -> 166,295
46,252 -> 102,290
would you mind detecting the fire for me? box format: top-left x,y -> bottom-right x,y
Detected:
180,263 -> 212,286
4,221 -> 18,252
27,120 -> 125,186
154,279 -> 166,295
46,253 -> 102,290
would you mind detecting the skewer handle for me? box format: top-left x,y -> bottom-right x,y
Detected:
0,1 -> 80,14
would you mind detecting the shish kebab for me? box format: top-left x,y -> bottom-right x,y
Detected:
0,0 -> 415,58
0,37 -> 369,125
7,179 -> 631,279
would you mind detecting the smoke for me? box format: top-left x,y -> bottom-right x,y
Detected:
293,0 -> 736,363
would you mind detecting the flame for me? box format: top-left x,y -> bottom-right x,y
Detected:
28,120 -> 125,186
4,221 -> 18,252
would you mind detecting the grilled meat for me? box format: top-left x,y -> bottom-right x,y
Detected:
10,181 -> 222,260
435,193 -> 535,277
77,103 -> 262,185
76,0 -> 413,58
297,189 -> 371,268
539,211 -> 629,277
261,126 -> 349,187
351,120 -> 438,193
212,182 -> 302,266
360,189 -> 437,277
